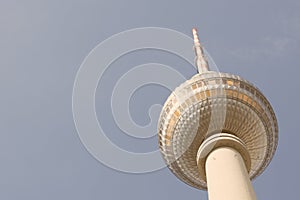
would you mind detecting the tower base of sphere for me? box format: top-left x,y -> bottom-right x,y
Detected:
204,147 -> 256,200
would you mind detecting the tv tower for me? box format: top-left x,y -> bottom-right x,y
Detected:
158,28 -> 278,200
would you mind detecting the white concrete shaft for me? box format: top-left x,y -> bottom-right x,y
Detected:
205,147 -> 256,200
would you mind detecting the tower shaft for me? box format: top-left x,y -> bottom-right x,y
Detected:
205,147 -> 256,200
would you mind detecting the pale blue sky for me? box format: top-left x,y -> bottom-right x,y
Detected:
0,0 -> 299,199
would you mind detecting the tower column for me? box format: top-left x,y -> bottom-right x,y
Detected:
205,147 -> 256,200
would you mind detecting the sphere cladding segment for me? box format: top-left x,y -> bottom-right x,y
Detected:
158,71 -> 278,190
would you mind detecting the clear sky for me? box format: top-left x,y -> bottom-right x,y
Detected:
0,0 -> 299,199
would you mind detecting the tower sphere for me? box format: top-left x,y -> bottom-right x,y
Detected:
158,37 -> 278,190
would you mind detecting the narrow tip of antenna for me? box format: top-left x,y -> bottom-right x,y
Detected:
192,28 -> 200,45
192,27 -> 197,33
192,27 -> 210,73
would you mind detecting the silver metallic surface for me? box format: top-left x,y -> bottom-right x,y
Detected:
158,71 -> 278,190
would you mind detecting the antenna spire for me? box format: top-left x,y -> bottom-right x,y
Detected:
192,28 -> 209,73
